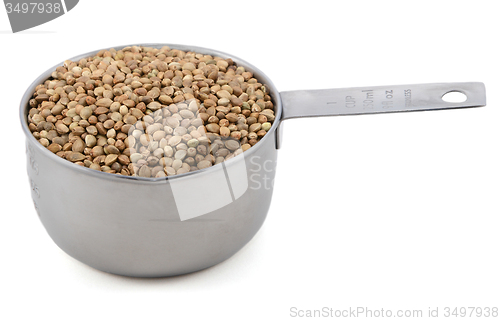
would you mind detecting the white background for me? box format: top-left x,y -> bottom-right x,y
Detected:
1,1 -> 498,320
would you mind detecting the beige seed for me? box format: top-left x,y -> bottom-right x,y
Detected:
91,146 -> 104,157
39,138 -> 50,147
118,154 -> 130,165
140,134 -> 153,146
182,62 -> 196,71
85,135 -> 97,147
177,168 -> 189,175
80,106 -> 93,120
94,107 -> 109,115
104,145 -> 120,154
168,136 -> 182,146
260,110 -> 275,122
104,153 -> 118,166
130,153 -> 143,163
205,123 -> 220,133
119,105 -> 129,115
96,98 -> 113,107
220,126 -> 230,137
110,112 -> 122,122
163,146 -> 174,157
67,152 -> 86,162
172,159 -> 183,170
166,117 -> 180,128
47,143 -> 62,153
218,98 -> 230,106
56,123 -> 69,134
159,157 -> 173,167
174,150 -> 187,160
225,140 -> 241,151
179,110 -> 194,119
153,130 -> 166,141
102,74 -> 113,85
148,101 -> 161,111
249,123 -> 262,132
107,128 -> 116,139
216,90 -> 231,99
89,163 -> 101,171
51,104 -> 65,116
164,167 -> 176,176
156,171 -> 167,178
72,138 -> 85,153
138,165 -> 151,177
158,95 -> 173,105
124,115 -> 137,124
197,160 -> 212,169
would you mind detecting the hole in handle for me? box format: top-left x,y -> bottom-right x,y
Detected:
442,91 -> 468,103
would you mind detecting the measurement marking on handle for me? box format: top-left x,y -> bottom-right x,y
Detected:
326,101 -> 337,104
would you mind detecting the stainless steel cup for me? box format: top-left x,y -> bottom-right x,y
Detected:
20,43 -> 486,277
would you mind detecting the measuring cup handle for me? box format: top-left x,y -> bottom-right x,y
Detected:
276,82 -> 486,148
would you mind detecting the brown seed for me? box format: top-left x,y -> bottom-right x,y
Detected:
225,113 -> 239,123
158,95 -> 173,105
96,123 -> 107,135
103,119 -> 115,129
105,154 -> 118,166
249,123 -> 262,132
80,106 -> 93,120
72,138 -> 85,153
85,135 -> 97,147
118,154 -> 130,165
230,97 -> 243,106
51,104 -> 65,116
124,114 -> 137,124
89,163 -> 101,171
94,107 -> 109,115
225,140 -> 241,151
96,98 -> 113,107
47,143 -> 62,153
205,123 -> 220,133
84,124 -> 96,134
123,100 -> 136,108
148,101 -> 161,111
104,145 -> 120,154
257,129 -> 266,137
216,90 -> 231,99
260,110 -> 275,122
91,146 -> 104,157
56,123 -> 69,134
67,152 -> 86,162
72,126 -> 86,135
220,126 -> 230,137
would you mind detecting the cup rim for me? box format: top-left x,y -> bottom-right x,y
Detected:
19,43 -> 283,183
